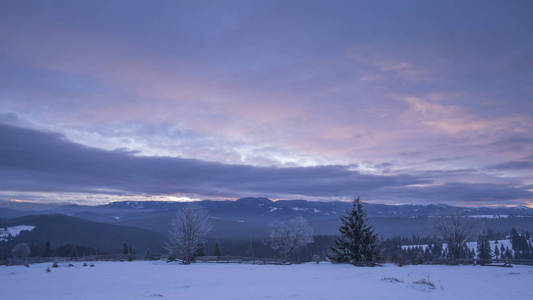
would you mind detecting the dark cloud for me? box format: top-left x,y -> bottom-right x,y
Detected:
490,136 -> 533,151
486,160 -> 533,171
0,124 -> 428,198
1,124 -> 532,205
379,182 -> 533,204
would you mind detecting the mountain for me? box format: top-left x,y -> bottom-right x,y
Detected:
1,198 -> 533,239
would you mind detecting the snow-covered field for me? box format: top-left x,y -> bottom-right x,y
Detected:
1,261 -> 532,299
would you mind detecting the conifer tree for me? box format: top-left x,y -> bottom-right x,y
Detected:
44,240 -> 52,257
328,197 -> 378,265
213,242 -> 222,256
477,233 -> 492,265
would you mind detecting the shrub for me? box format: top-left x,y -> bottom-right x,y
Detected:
382,277 -> 403,283
413,277 -> 436,289
312,254 -> 320,264
11,243 -> 31,258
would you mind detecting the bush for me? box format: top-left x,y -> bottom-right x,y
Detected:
413,277 -> 435,289
52,262 -> 59,268
382,277 -> 403,283
396,256 -> 403,267
11,243 -> 31,258
312,254 -> 320,264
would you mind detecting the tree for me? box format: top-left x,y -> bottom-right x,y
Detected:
165,205 -> 211,264
245,240 -> 255,258
477,233 -> 492,265
193,242 -> 205,257
11,243 -> 31,259
122,243 -> 129,255
43,240 -> 52,257
268,216 -> 314,262
328,197 -> 378,265
435,214 -> 472,264
213,242 -> 222,256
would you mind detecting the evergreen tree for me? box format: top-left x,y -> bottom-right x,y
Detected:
431,242 -> 443,259
328,197 -> 378,265
245,240 -> 255,258
477,233 -> 492,265
213,242 -> 222,256
122,243 -> 129,255
43,240 -> 52,257
494,243 -> 500,258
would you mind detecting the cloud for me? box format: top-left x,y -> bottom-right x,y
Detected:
1,123 -> 532,205
379,182 -> 533,205
486,160 -> 533,171
0,123 -> 428,198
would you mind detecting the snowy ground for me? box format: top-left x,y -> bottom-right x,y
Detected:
1,261 -> 532,300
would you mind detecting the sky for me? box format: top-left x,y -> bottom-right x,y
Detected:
1,0 -> 533,206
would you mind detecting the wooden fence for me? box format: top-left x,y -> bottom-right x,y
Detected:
1,255 -> 533,267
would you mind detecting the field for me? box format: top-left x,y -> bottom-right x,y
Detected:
1,261 -> 532,299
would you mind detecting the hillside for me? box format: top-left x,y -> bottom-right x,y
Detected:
0,214 -> 165,255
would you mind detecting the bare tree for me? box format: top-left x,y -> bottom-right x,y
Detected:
165,205 -> 211,264
434,214 -> 473,264
11,242 -> 31,261
268,216 -> 314,262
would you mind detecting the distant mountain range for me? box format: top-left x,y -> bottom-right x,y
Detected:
2,197 -> 533,219
1,198 -> 533,243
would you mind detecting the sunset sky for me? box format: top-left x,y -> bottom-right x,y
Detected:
1,1 -> 532,206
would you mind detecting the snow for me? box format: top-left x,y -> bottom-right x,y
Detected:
467,215 -> 509,219
1,261 -> 532,299
402,239 -> 515,257
0,225 -> 36,242
269,207 -> 279,213
402,244 -> 430,251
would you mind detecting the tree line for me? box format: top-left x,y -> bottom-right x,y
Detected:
3,197 -> 533,266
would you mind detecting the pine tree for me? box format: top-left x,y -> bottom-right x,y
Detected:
44,240 -> 52,257
328,197 -> 378,265
494,243 -> 500,258
477,233 -> 492,265
213,242 -> 222,256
